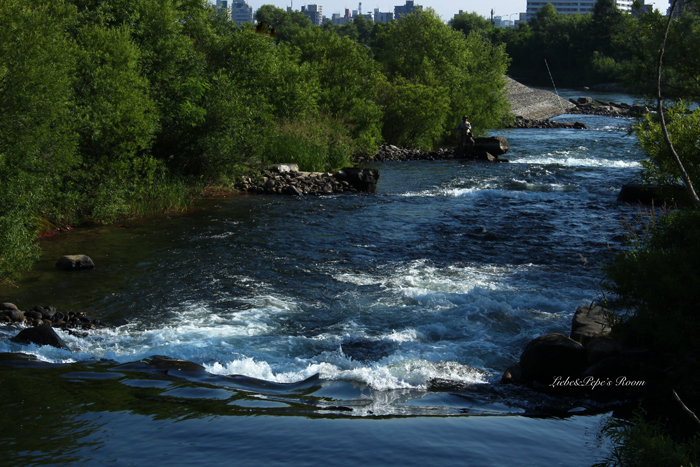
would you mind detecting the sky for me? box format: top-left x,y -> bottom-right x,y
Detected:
222,0 -> 669,22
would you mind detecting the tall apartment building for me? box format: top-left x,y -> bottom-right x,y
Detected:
231,1 -> 253,25
394,1 -> 421,20
301,4 -> 323,26
215,0 -> 253,26
526,0 -> 633,19
374,8 -> 394,22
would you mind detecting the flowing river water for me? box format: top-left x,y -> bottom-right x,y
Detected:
1,92 -> 647,466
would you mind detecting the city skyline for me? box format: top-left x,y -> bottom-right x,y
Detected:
213,0 -> 668,22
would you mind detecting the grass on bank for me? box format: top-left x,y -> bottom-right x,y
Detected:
263,117 -> 356,173
596,409 -> 700,467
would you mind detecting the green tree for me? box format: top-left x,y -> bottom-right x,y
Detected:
325,15 -> 377,45
379,80 -> 450,149
254,5 -> 313,42
375,9 -> 511,139
66,23 -> 161,220
449,11 -> 493,41
0,0 -> 79,281
289,28 -> 384,153
591,0 -> 626,58
620,9 -> 700,101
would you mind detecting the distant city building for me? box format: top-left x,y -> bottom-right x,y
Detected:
215,0 -> 229,12
394,0 -> 421,20
331,12 -> 352,24
493,16 -> 516,28
526,0 -> 633,19
301,4 -> 323,26
231,1 -> 253,25
375,8 -> 394,22
328,6 -> 392,24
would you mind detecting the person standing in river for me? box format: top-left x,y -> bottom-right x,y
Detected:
457,115 -> 474,150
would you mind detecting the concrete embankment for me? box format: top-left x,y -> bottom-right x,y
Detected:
507,77 -> 576,120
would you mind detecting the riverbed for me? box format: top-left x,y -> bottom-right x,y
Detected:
0,105 -> 642,465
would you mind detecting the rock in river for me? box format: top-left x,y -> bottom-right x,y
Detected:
56,255 -> 95,270
12,324 -> 69,349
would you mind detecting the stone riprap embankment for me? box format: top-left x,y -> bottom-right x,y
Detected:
236,164 -> 380,195
507,77 -> 576,121
507,78 -> 643,125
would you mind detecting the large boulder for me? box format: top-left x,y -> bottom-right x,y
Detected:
617,183 -> 661,205
473,136 -> 510,156
571,305 -> 612,343
334,168 -> 380,193
56,255 -> 95,270
12,324 -> 68,349
519,333 -> 586,385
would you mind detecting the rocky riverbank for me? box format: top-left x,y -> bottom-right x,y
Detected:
363,136 -> 511,163
1,302 -> 107,347
506,76 -> 648,126
231,136 -> 511,197
234,164 -> 380,195
512,117 -> 589,129
567,96 -> 653,117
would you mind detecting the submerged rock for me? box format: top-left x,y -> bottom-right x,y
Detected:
56,255 -> 95,270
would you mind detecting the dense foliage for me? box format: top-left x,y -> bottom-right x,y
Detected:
598,4 -> 700,464
453,0 -> 700,91
0,0 -> 511,282
634,103 -> 700,201
604,209 -> 700,352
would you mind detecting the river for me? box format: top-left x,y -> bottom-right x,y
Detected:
0,97 -> 644,465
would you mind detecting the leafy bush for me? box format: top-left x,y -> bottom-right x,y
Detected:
379,80 -> 450,149
288,28 -> 384,155
264,117 -> 355,173
603,209 -> 700,352
633,104 -> 700,204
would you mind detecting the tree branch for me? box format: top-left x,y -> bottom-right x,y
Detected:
656,0 -> 700,209
673,389 -> 700,430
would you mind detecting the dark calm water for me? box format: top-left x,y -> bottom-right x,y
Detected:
0,106 -> 642,465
